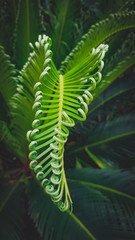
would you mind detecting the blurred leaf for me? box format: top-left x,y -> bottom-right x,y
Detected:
27,169 -> 135,240
0,182 -> 24,240
69,114 -> 135,150
85,147 -> 110,168
88,74 -> 135,115
66,115 -> 135,168
13,0 -> 42,69
0,0 -> 18,55
0,45 -> 17,119
44,0 -> 81,68
93,51 -> 135,99
0,120 -> 25,160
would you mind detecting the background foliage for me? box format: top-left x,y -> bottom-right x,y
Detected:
0,0 -> 135,239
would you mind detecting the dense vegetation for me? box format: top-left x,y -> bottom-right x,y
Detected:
0,0 -> 135,239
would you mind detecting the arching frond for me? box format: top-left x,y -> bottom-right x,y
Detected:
26,35 -> 108,211
60,10 -> 135,74
27,169 -> 135,240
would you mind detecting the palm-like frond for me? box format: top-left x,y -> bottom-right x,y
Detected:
27,169 -> 135,240
67,114 -> 135,168
88,74 -> 135,116
23,35 -> 108,211
68,114 -> 135,150
60,10 -> 135,74
94,48 -> 135,98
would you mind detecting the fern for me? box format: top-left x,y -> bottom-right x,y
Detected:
26,34 -> 108,211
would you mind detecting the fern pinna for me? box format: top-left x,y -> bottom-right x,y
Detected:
27,34 -> 108,211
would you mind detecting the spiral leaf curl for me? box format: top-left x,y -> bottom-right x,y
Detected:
27,35 -> 108,211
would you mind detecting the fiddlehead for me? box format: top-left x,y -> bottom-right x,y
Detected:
27,35 -> 108,211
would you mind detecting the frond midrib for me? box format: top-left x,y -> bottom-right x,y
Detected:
58,74 -> 64,129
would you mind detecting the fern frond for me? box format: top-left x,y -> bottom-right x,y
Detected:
59,10 -> 135,74
26,35 -> 108,211
86,31 -> 135,103
103,31 -> 135,75
10,35 -> 52,157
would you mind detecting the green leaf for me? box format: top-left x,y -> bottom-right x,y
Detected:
60,10 -> 135,73
27,169 -> 135,240
13,0 -> 42,68
0,182 -> 24,240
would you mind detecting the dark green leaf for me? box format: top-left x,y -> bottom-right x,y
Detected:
27,169 -> 135,240
0,183 -> 24,240
13,0 -> 42,68
0,46 -> 17,115
88,75 -> 135,115
69,114 -> 135,151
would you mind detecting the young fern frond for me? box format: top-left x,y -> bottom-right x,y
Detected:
60,10 -> 135,74
27,35 -> 108,211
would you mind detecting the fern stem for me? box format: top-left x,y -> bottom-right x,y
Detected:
59,74 -> 72,205
67,210 -> 96,240
58,75 -> 64,129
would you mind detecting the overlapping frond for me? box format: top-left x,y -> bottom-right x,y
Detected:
26,34 -> 108,211
27,169 -> 135,240
10,35 -> 53,157
93,34 -> 135,98
60,10 -> 135,74
66,114 -> 135,169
